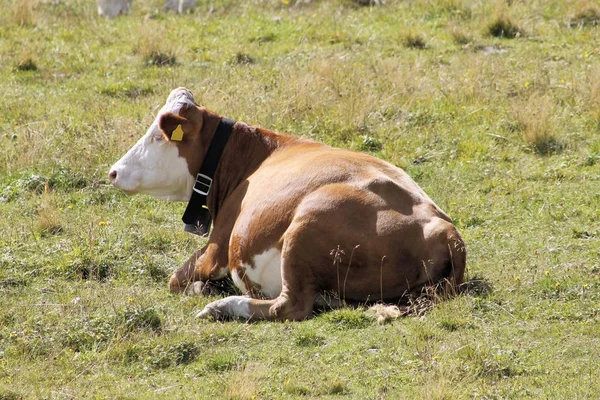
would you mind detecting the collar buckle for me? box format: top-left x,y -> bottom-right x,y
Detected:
193,173 -> 212,196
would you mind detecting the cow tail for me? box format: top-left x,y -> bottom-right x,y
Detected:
445,231 -> 467,292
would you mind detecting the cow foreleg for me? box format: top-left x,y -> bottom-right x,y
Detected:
169,247 -> 203,294
169,242 -> 229,295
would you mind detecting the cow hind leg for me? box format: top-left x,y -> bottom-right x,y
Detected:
266,224 -> 319,321
196,283 -> 316,322
195,295 -> 270,320
197,233 -> 317,321
195,291 -> 314,321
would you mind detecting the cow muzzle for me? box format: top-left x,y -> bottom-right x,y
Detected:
108,165 -> 138,195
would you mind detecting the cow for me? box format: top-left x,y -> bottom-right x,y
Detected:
97,0 -> 132,18
109,87 -> 466,321
163,0 -> 196,14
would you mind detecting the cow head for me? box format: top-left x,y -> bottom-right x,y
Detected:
109,87 -> 203,201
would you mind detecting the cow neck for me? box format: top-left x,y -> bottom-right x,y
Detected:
181,113 -> 236,236
207,123 -> 287,221
183,113 -> 289,236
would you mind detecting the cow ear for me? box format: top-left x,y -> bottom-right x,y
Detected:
158,112 -> 191,142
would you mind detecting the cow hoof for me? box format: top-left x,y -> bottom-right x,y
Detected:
195,296 -> 251,320
185,281 -> 205,296
195,302 -> 221,320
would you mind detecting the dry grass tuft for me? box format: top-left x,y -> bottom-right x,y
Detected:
367,304 -> 402,324
513,94 -> 562,155
134,22 -> 178,67
0,389 -> 23,400
403,32 -> 427,49
15,57 -> 38,72
403,293 -> 437,316
367,283 -> 449,324
327,380 -> 347,395
223,363 -> 265,400
233,52 -> 255,65
451,28 -> 472,45
11,0 -> 36,26
36,184 -> 62,237
418,365 -> 464,400
487,16 -> 523,38
349,0 -> 383,6
569,5 -> 600,27
144,51 -> 177,66
586,66 -> 600,124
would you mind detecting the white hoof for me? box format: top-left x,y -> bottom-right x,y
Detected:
185,281 -> 204,296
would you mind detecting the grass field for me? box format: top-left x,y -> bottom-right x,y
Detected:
1,0 -> 600,398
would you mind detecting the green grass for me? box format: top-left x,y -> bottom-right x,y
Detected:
1,0 -> 600,398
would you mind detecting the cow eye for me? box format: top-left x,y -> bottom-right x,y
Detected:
152,134 -> 164,143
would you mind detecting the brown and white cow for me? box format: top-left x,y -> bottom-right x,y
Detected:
109,87 -> 466,321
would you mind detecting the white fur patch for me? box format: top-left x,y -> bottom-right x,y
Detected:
231,268 -> 248,294
163,87 -> 195,115
242,248 -> 283,298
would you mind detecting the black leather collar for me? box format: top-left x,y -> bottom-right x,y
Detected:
182,117 -> 236,236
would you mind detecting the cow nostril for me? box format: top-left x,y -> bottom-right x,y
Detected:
109,170 -> 117,181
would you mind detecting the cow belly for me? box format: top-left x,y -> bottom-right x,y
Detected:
238,248 -> 283,298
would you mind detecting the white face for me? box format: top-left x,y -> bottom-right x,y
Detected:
108,88 -> 196,201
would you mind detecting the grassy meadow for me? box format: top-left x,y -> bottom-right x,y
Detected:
1,0 -> 600,398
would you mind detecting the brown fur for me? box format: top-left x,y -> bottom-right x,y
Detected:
162,106 -> 466,321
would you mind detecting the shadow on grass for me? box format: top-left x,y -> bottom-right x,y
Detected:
459,275 -> 493,297
192,275 -> 493,324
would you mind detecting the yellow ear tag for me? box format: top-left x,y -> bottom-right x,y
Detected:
171,124 -> 184,141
